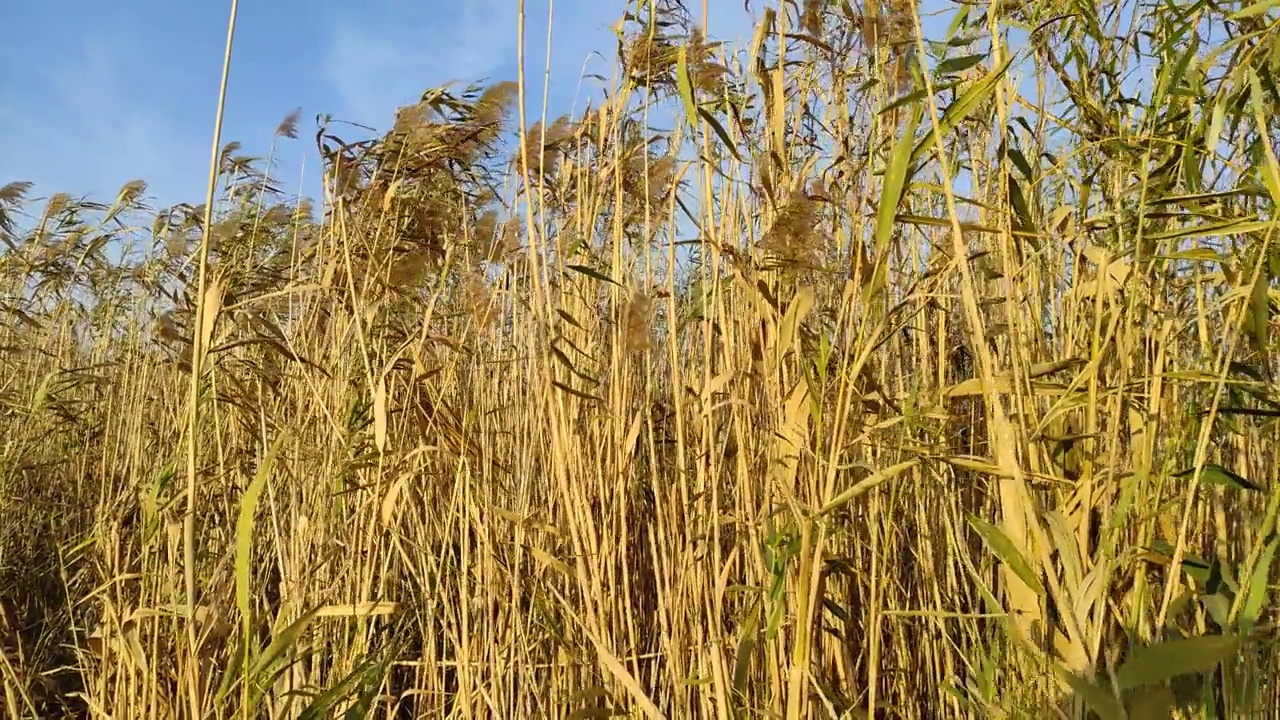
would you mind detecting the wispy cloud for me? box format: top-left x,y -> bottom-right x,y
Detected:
0,23 -> 205,207
1,0 -> 763,212
319,0 -> 760,131
322,0 -> 519,130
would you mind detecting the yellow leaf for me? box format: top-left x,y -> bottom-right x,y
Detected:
374,374 -> 388,454
315,601 -> 398,618
197,274 -> 224,366
380,474 -> 408,527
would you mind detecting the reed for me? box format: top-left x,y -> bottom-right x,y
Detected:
2,0 -> 1279,717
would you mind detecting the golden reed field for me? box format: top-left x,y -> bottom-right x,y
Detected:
2,0 -> 1280,717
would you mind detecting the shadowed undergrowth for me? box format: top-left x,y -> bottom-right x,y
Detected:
2,0 -> 1280,717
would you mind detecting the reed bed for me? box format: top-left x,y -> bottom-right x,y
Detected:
2,0 -> 1279,717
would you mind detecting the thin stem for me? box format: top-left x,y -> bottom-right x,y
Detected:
185,1 -> 239,716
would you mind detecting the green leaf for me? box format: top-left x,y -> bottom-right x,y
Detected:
675,44 -> 698,131
1203,592 -> 1232,628
299,655 -> 386,720
1116,635 -> 1244,691
895,213 -> 999,235
696,106 -> 743,162
872,103 -> 923,293
1057,669 -> 1125,720
1148,189 -> 1265,206
1247,251 -> 1271,355
880,81 -> 962,115
936,53 -> 987,76
1247,67 -> 1280,205
568,709 -> 617,720
1164,591 -> 1195,630
1239,534 -> 1279,631
967,564 -> 1005,619
1146,217 -> 1277,241
214,633 -> 253,707
910,54 -> 1014,166
1125,684 -> 1177,720
965,513 -> 1045,597
1007,145 -> 1034,183
1205,556 -> 1226,595
236,434 -> 287,632
142,458 -> 178,544
1008,176 -> 1035,236
1230,360 -> 1268,381
731,607 -> 759,701
820,459 -> 922,514
1173,464 -> 1262,492
247,606 -> 323,707
231,435 -> 289,713
1230,0 -> 1280,20
1156,248 -> 1224,263
1151,31 -> 1198,113
565,264 -> 621,287
342,686 -> 382,720
944,2 -> 971,40
552,380 -> 604,403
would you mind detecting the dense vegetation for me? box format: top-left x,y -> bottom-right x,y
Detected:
3,0 -> 1280,717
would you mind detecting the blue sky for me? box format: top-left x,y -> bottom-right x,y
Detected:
0,0 -> 772,213
0,0 -> 996,219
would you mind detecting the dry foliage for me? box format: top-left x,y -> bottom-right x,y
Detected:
3,0 -> 1280,718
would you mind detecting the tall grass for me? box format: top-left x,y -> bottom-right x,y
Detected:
2,0 -> 1279,717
